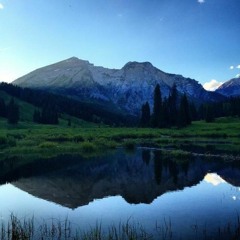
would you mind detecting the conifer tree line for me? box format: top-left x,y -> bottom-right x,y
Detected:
198,97 -> 240,122
141,84 -> 240,127
33,101 -> 59,125
140,84 -> 194,128
0,96 -> 59,125
32,96 -> 62,125
0,97 -> 19,124
0,82 -> 135,126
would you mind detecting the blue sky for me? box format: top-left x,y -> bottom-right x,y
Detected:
0,0 -> 239,90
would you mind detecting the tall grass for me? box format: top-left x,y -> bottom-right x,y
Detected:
0,215 -> 152,240
1,214 -> 240,240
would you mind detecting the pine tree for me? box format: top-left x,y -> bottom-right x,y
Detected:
33,109 -> 41,123
152,84 -> 163,128
222,102 -> 232,117
189,102 -> 198,121
205,105 -> 215,123
140,104 -> 145,127
140,102 -> 150,127
168,84 -> 178,126
162,97 -> 170,128
178,94 -> 191,127
0,97 -> 7,118
7,98 -> 19,124
41,101 -> 59,125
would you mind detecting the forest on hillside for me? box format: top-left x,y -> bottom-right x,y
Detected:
0,83 -> 136,126
1,82 -> 240,127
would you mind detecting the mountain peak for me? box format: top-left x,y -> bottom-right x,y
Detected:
66,56 -> 80,61
122,61 -> 154,70
218,77 -> 240,89
216,77 -> 240,97
62,57 -> 90,65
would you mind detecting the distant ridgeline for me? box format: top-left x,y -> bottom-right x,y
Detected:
0,82 -> 240,127
0,82 -> 137,126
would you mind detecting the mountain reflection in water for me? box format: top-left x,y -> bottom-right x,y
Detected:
1,148 -> 239,208
1,148 -> 240,239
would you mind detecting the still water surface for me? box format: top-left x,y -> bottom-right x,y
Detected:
0,148 -> 240,239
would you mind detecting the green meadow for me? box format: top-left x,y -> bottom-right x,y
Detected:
0,116 -> 240,162
1,87 -> 240,162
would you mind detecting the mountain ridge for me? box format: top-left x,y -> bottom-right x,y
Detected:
13,57 -> 225,115
216,77 -> 240,97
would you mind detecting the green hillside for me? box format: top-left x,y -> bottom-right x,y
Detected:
0,90 -> 36,122
0,83 -> 137,126
0,90 -> 97,127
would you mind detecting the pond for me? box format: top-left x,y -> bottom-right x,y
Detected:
0,148 -> 240,239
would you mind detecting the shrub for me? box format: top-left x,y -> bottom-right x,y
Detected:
7,133 -> 26,140
105,140 -> 117,149
39,142 -> 57,149
124,140 -> 136,150
203,133 -> 227,138
73,135 -> 84,143
93,138 -> 117,149
46,134 -> 71,142
6,137 -> 17,147
80,141 -> 97,153
0,136 -> 7,145
0,136 -> 16,147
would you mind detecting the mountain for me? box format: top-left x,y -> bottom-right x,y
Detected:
216,77 -> 240,97
13,57 -> 225,115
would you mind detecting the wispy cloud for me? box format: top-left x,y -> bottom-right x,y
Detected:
0,3 -> 4,9
198,0 -> 205,4
230,66 -> 234,70
236,74 -> 240,78
237,65 -> 240,69
203,79 -> 223,91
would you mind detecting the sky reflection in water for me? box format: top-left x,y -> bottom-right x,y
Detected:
0,150 -> 240,239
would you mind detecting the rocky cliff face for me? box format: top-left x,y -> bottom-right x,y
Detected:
13,57 -> 224,115
216,77 -> 240,97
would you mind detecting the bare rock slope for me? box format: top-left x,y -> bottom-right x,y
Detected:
216,77 -> 240,97
13,57 -> 224,115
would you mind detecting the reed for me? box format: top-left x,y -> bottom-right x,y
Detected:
1,214 -> 240,240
